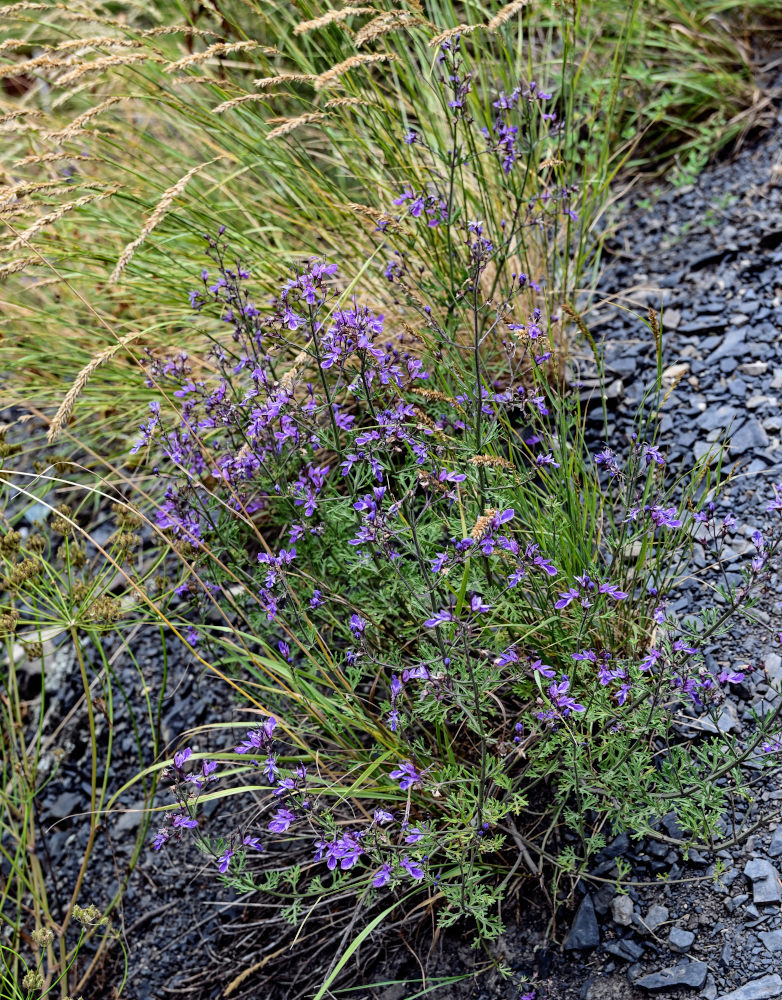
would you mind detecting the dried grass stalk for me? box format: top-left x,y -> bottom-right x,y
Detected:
429,23 -> 480,46
54,36 -> 143,52
266,112 -> 327,139
57,52 -> 159,85
14,151 -> 90,166
314,52 -> 396,90
45,96 -> 124,141
0,39 -> 50,54
295,7 -> 375,35
324,96 -> 372,108
0,54 -> 78,79
0,109 -> 43,126
47,333 -> 141,443
109,159 -> 218,284
213,93 -> 277,114
141,25 -> 219,39
486,0 -> 528,30
471,508 -> 499,541
470,454 -> 515,470
277,346 -> 312,393
355,10 -> 423,46
2,189 -> 117,253
254,72 -> 315,89
164,41 -> 277,73
0,256 -> 39,278
0,179 -> 68,211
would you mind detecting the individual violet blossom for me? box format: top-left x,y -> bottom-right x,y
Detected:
400,856 -> 425,880
389,761 -> 422,791
268,808 -> 296,833
373,863 -> 393,887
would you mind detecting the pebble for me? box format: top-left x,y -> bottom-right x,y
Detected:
636,960 -> 708,992
611,895 -> 634,927
758,931 -> 782,954
564,894 -> 600,951
744,860 -> 782,904
641,904 -> 670,934
768,827 -> 782,859
715,974 -> 782,1000
730,418 -> 771,453
669,926 -> 696,953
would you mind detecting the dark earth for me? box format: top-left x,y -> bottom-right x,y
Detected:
12,81 -> 782,1000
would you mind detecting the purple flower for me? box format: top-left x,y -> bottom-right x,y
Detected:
349,614 -> 367,636
649,505 -> 682,529
373,863 -> 393,887
530,658 -> 556,679
424,609 -> 454,627
173,747 -> 192,770
373,808 -> 393,825
644,444 -> 665,466
719,670 -> 745,684
268,807 -> 296,833
173,812 -> 198,830
404,826 -> 426,843
599,582 -> 628,601
218,848 -> 234,873
640,648 -> 661,672
389,761 -> 422,791
400,856 -> 425,880
673,640 -> 698,655
469,593 -> 492,614
554,587 -> 580,610
242,836 -> 264,851
547,675 -> 585,715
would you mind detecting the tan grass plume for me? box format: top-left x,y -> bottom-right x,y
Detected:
0,256 -> 39,278
294,7 -> 375,35
314,53 -> 396,90
0,54 -> 78,79
2,189 -> 117,254
355,10 -> 424,46
14,151 -> 90,166
109,159 -> 219,284
45,96 -> 125,141
54,36 -> 143,52
212,93 -> 278,114
255,72 -> 315,89
429,24 -> 481,46
164,41 -> 277,73
47,333 -> 142,444
266,112 -> 327,139
486,0 -> 528,30
57,52 -> 160,85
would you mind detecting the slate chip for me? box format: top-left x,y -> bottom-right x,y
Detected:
563,894 -> 600,951
635,960 -> 708,991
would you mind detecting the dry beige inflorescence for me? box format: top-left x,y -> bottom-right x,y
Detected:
354,10 -> 426,46
254,72 -> 316,89
43,95 -> 125,141
46,332 -> 144,444
486,0 -> 528,31
265,112 -> 328,139
294,7 -> 376,36
314,52 -> 397,90
1,188 -> 118,254
109,159 -> 220,284
164,40 -> 278,73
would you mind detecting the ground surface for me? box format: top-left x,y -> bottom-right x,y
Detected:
18,98 -> 782,1000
